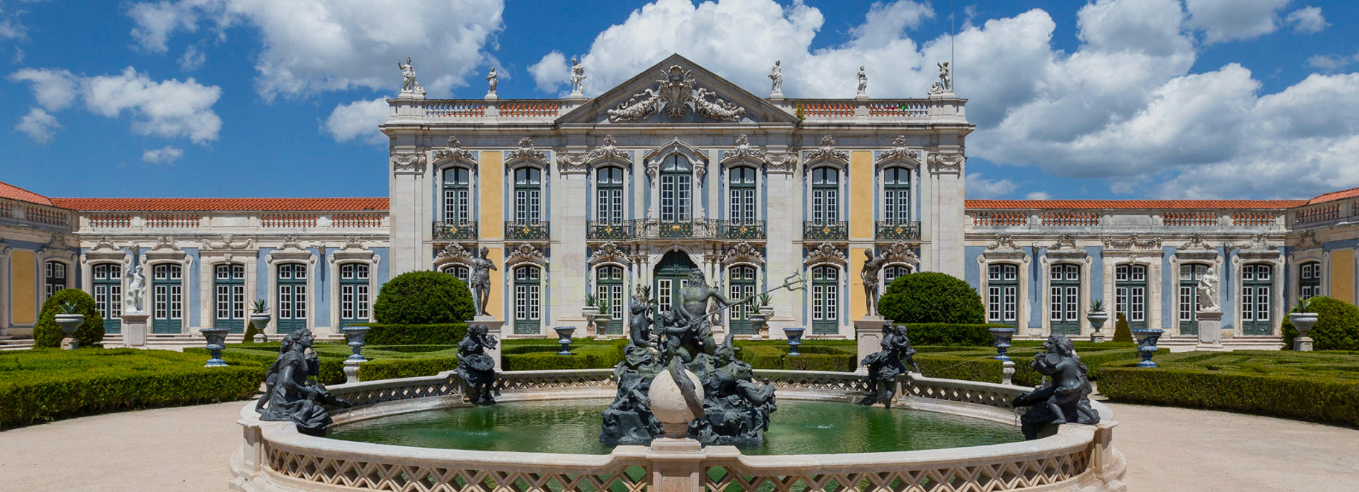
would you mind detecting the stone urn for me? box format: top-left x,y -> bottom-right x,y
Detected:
748,311 -> 768,340
649,365 -> 705,438
1287,312 -> 1319,352
342,326 -> 369,361
54,313 -> 85,350
200,327 -> 230,367
1132,329 -> 1164,368
759,306 -> 775,338
554,326 -> 576,355
989,327 -> 1016,361
783,327 -> 806,356
249,311 -> 271,343
1087,311 -> 1109,343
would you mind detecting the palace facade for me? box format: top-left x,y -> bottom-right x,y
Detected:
2,55 -> 1356,349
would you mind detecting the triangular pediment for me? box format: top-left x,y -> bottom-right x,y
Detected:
557,54 -> 798,126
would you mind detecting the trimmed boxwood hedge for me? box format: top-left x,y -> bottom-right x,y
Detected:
1099,363 -> 1359,427
361,323 -> 468,346
901,323 -> 1008,346
501,339 -> 627,370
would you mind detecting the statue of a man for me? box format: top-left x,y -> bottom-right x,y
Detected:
768,60 -> 783,95
856,66 -> 868,95
861,249 -> 887,316
937,61 -> 951,91
570,57 -> 586,94
669,269 -> 739,363
398,56 -> 417,93
470,246 -> 496,317
486,67 -> 498,96
125,264 -> 146,314
1197,267 -> 1220,312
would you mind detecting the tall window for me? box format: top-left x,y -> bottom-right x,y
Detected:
443,167 -> 472,222
729,167 -> 757,223
810,168 -> 839,223
660,155 -> 692,222
339,263 -> 370,328
1299,261 -> 1322,300
596,167 -> 625,224
596,265 -> 625,335
1242,264 -> 1273,335
514,265 -> 541,335
882,167 -> 911,223
987,264 -> 1019,328
728,266 -> 758,335
44,261 -> 67,300
1049,264 -> 1080,335
514,167 -> 542,223
152,264 -> 183,334
811,265 -> 839,335
1115,264 -> 1147,329
214,264 -> 246,333
442,264 -> 471,289
92,264 -> 122,334
883,265 -> 912,291
277,264 -> 307,334
1179,264 -> 1209,335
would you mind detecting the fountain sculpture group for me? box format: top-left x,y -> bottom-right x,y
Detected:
858,324 -> 920,407
1013,335 -> 1100,440
455,324 -> 500,405
256,328 -> 350,437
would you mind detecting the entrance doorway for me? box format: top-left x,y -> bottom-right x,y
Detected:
653,251 -> 698,315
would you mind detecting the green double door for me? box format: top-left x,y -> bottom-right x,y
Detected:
653,252 -> 697,318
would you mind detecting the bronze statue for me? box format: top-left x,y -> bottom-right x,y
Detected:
470,246 -> 496,317
667,269 -> 739,363
455,324 -> 499,405
257,328 -> 350,436
1013,335 -> 1100,440
690,335 -> 777,446
861,248 -> 887,316
600,344 -> 662,445
858,324 -> 918,407
629,286 -> 656,348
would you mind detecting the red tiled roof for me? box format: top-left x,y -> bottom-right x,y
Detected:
0,182 -> 55,206
1306,186 -> 1359,205
49,197 -> 388,212
965,199 -> 1307,210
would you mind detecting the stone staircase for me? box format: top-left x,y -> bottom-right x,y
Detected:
101,332 -> 346,348
1157,335 -> 1283,353
0,336 -> 34,351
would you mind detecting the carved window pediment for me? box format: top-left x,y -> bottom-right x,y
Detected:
643,138 -> 708,182
881,241 -> 920,266
434,242 -> 475,269
803,135 -> 849,169
721,241 -> 765,266
875,135 -> 921,170
506,243 -> 547,267
588,242 -> 629,266
506,137 -> 549,169
720,134 -> 765,170
432,137 -> 477,168
804,242 -> 846,267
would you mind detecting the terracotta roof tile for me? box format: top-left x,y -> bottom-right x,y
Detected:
0,181 -> 55,206
1306,186 -> 1359,205
49,197 -> 388,212
965,199 -> 1306,210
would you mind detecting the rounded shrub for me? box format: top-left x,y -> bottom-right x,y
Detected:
878,272 -> 985,324
1282,296 -> 1359,351
373,271 -> 475,325
33,288 -> 105,348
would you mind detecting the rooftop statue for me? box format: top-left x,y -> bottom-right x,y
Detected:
570,57 -> 587,95
768,60 -> 783,96
257,328 -> 350,436
859,324 -> 919,407
455,324 -> 499,405
486,67 -> 498,96
1012,335 -> 1100,440
857,66 -> 868,95
398,56 -> 424,95
470,246 -> 496,317
930,61 -> 952,95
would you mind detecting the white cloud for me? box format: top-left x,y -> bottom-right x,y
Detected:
9,66 -> 223,144
179,45 -> 205,71
1184,0 -> 1290,44
1307,53 -> 1354,70
965,173 -> 1019,198
0,0 -> 50,41
1285,6 -> 1327,34
8,67 -> 78,110
126,0 -> 505,100
14,107 -> 59,143
528,50 -> 570,93
141,145 -> 183,165
1025,191 -> 1053,200
324,98 -> 388,145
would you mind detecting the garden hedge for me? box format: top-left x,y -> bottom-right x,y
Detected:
878,272 -> 986,324
361,323 -> 468,345
901,323 -> 1007,346
372,271 -> 475,324
1282,296 -> 1359,351
501,339 -> 627,370
1099,363 -> 1359,427
32,288 -> 105,349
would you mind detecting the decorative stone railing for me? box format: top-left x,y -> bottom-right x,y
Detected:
77,211 -> 389,234
388,97 -> 960,125
787,99 -> 958,123
388,98 -> 583,124
1291,201 -> 1354,228
145,213 -> 201,228
968,209 -> 1287,231
0,199 -> 75,228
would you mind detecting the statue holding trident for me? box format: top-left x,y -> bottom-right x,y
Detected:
470,246 -> 496,317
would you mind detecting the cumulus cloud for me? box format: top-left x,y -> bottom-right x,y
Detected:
125,0 -> 505,100
14,107 -> 59,143
179,45 -> 205,71
324,98 -> 388,145
1307,52 -> 1357,70
1184,0 -> 1290,44
528,50 -> 570,93
965,173 -> 1019,199
0,0 -> 50,41
141,145 -> 183,165
1285,6 -> 1327,34
9,66 -> 223,144
1025,191 -> 1053,201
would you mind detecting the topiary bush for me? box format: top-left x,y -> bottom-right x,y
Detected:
363,323 -> 468,345
1282,296 -> 1359,351
33,289 -> 105,349
373,271 -> 475,325
901,323 -> 1005,346
1112,313 -> 1134,343
878,272 -> 985,324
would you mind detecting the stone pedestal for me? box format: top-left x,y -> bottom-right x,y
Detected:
474,316 -> 505,371
1195,310 -> 1226,351
855,317 -> 891,370
343,359 -> 361,384
648,438 -> 705,492
1295,336 -> 1313,352
121,313 -> 149,348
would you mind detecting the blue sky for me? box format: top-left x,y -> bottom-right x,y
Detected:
2,0 -> 1357,201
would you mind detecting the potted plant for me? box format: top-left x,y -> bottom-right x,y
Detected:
249,299 -> 271,343
582,294 -> 600,317
1087,299 -> 1109,343
1287,297 -> 1319,352
54,301 -> 85,350
758,293 -> 775,319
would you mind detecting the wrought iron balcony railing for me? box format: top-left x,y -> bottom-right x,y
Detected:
505,220 -> 550,240
587,221 -> 635,240
803,221 -> 848,241
875,221 -> 921,241
587,219 -> 767,241
717,220 -> 766,240
432,220 -> 478,241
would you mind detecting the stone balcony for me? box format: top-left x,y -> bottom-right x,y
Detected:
803,221 -> 849,241
875,221 -> 921,241
504,220 -> 550,241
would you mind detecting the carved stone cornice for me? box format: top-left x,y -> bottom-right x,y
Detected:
881,241 -> 919,266
390,152 -> 427,175
720,135 -> 765,169
875,135 -> 921,170
434,242 -> 475,268
201,235 -> 256,251
1101,235 -> 1162,252
588,242 -> 629,266
721,241 -> 764,266
506,137 -> 548,167
804,242 -> 846,267
506,242 -> 547,267
607,65 -> 745,122
927,151 -> 964,174
431,137 -> 477,167
803,135 -> 849,168
763,152 -> 797,174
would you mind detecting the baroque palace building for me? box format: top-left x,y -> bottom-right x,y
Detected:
2,54 -> 1357,349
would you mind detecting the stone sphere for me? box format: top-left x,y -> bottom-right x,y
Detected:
649,366 -> 704,437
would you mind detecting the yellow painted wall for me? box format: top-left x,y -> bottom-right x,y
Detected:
849,247 -> 868,321
487,247 -> 504,317
849,151 -> 873,240
480,151 -> 503,239
1331,249 -> 1355,303
11,250 -> 36,325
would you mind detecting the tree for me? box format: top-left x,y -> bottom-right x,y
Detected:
373,271 -> 475,325
877,272 -> 985,324
33,289 -> 105,348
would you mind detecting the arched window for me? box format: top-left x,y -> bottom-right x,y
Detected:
276,263 -> 307,334
728,265 -> 758,335
660,155 -> 692,222
882,264 -> 912,290
1115,264 -> 1147,329
811,265 -> 839,335
443,167 -> 472,223
1242,264 -> 1273,335
882,167 -> 911,223
1049,264 -> 1080,336
442,264 -> 471,289
513,167 -> 542,223
987,264 -> 1018,328
810,167 -> 839,223
214,264 -> 246,333
513,265 -> 541,334
44,261 -> 66,300
92,264 -> 122,333
729,167 -> 757,223
152,264 -> 183,334
596,265 -> 625,335
596,167 -> 625,224
1299,261 -> 1322,300
1178,264 -> 1209,335
340,263 -> 371,328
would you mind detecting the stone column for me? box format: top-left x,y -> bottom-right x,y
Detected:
764,159 -> 797,331
388,150 -> 428,276
927,146 -> 965,278
556,163 -> 589,330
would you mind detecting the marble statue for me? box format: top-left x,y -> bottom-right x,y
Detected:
257,328 -> 350,436
857,66 -> 868,95
470,246 -> 496,317
454,324 -> 499,405
860,248 -> 887,316
768,60 -> 783,95
859,324 -> 919,407
398,57 -> 417,93
486,67 -> 498,96
125,264 -> 146,314
570,57 -> 586,95
1197,267 -> 1220,312
1012,335 -> 1099,440
937,62 -> 951,92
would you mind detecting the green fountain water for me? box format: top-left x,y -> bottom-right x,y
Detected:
328,399 -> 1022,455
